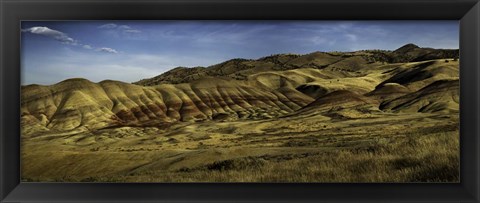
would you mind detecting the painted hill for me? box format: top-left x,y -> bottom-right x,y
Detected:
134,44 -> 459,86
21,77 -> 313,134
380,79 -> 459,113
292,90 -> 379,119
21,44 -> 460,136
376,60 -> 459,91
366,83 -> 412,101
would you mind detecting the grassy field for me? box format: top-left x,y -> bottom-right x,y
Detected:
91,131 -> 459,183
21,112 -> 459,183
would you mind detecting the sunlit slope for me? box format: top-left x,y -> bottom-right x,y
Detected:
21,77 -> 313,134
134,44 -> 458,86
380,79 -> 459,113
21,44 -> 460,136
376,60 -> 459,92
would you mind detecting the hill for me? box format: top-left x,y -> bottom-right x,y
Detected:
380,79 -> 459,113
20,43 -> 460,183
134,44 -> 459,86
21,77 -> 313,134
22,44 -> 460,135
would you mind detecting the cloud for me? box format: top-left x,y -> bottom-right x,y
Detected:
98,23 -> 117,29
97,47 -> 118,54
118,25 -> 131,29
83,45 -> 93,49
124,29 -> 141,33
345,34 -> 358,42
22,26 -> 77,45
310,36 -> 328,45
23,26 -> 122,53
99,23 -> 141,34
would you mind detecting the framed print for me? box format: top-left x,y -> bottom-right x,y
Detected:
1,0 -> 479,202
18,20 -> 462,184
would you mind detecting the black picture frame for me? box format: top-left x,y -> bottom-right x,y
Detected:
1,0 -> 479,202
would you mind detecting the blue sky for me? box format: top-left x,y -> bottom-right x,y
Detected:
21,21 -> 458,85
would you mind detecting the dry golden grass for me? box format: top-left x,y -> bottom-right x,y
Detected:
71,131 -> 458,183
21,112 -> 459,183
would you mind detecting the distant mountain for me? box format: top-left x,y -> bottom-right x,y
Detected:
134,44 -> 459,86
394,43 -> 421,53
367,43 -> 459,63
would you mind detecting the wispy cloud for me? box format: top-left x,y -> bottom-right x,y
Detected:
22,26 -> 119,53
82,44 -> 93,49
98,23 -> 141,34
97,47 -> 118,54
345,34 -> 358,42
124,29 -> 141,33
22,26 -> 77,45
98,23 -> 117,29
118,25 -> 131,29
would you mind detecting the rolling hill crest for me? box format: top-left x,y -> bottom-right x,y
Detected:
21,44 -> 459,135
